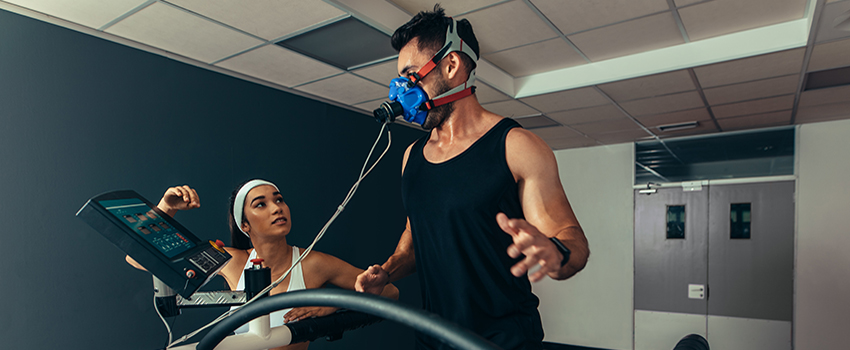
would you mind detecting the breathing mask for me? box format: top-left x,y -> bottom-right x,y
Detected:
373,18 -> 478,125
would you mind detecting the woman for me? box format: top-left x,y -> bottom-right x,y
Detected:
129,181 -> 398,349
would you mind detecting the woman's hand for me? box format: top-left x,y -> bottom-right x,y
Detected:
158,185 -> 200,217
283,306 -> 338,323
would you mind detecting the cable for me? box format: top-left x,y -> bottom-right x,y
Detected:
167,313 -> 178,347
154,295 -> 173,347
156,279 -> 189,348
167,122 -> 393,348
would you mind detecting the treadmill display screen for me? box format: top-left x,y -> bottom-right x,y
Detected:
99,198 -> 196,258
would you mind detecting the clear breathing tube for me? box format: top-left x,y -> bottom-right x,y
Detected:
165,121 -> 393,348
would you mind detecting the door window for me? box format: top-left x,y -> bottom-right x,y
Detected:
730,203 -> 751,239
667,205 -> 686,239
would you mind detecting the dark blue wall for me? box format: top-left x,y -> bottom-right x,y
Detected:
0,9 -> 424,350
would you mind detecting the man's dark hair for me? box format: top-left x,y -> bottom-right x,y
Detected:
391,4 -> 479,76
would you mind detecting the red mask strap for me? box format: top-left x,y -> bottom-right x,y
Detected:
407,44 -> 452,87
421,86 -> 476,110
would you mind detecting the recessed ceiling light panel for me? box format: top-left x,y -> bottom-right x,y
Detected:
657,121 -> 699,132
514,115 -> 561,129
805,66 -> 850,91
276,17 -> 397,70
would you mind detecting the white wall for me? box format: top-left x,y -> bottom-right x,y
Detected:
795,119 -> 850,350
535,143 -> 634,350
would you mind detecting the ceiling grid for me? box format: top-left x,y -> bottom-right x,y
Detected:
1,0 -> 847,153
666,0 -> 691,42
792,0 -> 827,123
687,69 -> 722,131
97,0 -> 155,31
521,0 -> 592,63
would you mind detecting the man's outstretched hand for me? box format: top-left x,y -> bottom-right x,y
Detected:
355,265 -> 390,295
497,213 -> 565,282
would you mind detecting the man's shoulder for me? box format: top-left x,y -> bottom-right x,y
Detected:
505,125 -> 550,154
504,123 -> 557,179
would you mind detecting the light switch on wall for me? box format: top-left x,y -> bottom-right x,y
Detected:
688,284 -> 705,299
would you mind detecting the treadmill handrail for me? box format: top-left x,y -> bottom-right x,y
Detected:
196,289 -> 501,350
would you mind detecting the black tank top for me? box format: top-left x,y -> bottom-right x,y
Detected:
402,118 -> 544,350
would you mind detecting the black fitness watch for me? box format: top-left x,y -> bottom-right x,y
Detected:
549,237 -> 571,267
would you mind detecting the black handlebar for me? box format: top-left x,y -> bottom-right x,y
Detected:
196,289 -> 501,350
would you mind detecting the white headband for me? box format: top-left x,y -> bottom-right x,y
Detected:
233,179 -> 279,237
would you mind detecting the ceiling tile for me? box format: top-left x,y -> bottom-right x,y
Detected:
483,38 -> 586,77
598,70 -> 696,102
711,95 -> 795,119
530,125 -> 584,139
569,12 -> 685,62
216,45 -> 342,87
619,91 -> 705,117
3,0 -> 148,29
799,85 -> 850,107
458,1 -> 558,54
351,60 -> 398,86
590,128 -> 654,144
693,48 -> 805,88
678,0 -> 806,41
389,0 -> 505,16
814,1 -> 850,43
674,0 -> 707,6
802,65 -> 850,90
481,100 -> 540,117
519,87 -> 609,113
716,110 -> 792,130
547,136 -> 600,150
475,82 -> 513,104
276,17 -> 396,70
353,98 -> 385,112
548,104 -> 626,125
514,115 -> 561,129
530,0 -> 669,35
796,101 -> 850,123
168,0 -> 346,40
105,2 -> 264,63
636,107 -> 711,127
333,0 -> 412,33
570,118 -> 643,134
808,38 -> 850,72
295,73 -> 388,105
702,75 -> 799,105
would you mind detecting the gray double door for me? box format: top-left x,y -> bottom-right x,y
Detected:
635,181 -> 794,324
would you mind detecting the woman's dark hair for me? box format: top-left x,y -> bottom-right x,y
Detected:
391,4 -> 479,76
229,180 -> 253,250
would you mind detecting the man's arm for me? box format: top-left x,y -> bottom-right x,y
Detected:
356,219 -> 416,294
284,251 -> 400,323
356,142 -> 418,294
382,220 -> 417,283
500,127 -> 590,282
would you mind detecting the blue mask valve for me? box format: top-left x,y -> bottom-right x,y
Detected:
373,77 -> 430,125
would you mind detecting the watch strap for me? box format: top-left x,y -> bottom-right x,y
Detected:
549,237 -> 571,267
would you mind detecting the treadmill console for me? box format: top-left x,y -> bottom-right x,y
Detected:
77,190 -> 231,297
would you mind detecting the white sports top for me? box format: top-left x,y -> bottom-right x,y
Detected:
232,246 -> 306,334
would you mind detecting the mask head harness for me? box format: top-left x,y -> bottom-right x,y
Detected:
373,18 -> 478,125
